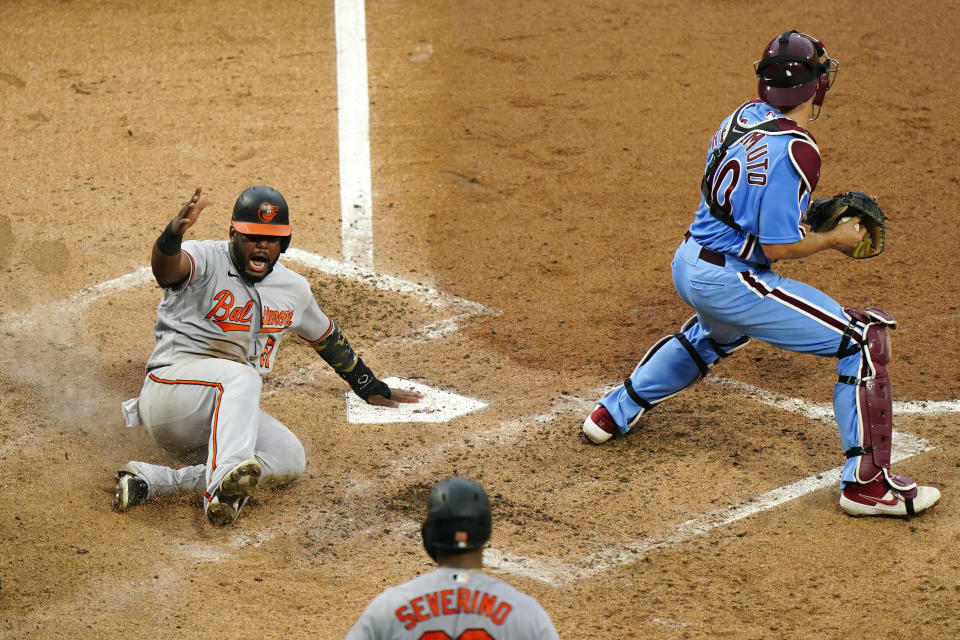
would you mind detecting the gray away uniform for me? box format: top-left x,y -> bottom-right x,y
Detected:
120,239 -> 334,507
345,567 -> 560,640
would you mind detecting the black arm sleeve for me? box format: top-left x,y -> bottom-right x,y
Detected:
310,323 -> 390,401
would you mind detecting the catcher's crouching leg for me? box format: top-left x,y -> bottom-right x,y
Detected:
836,307 -> 941,517
583,315 -> 749,443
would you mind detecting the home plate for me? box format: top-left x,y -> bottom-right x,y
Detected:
346,377 -> 488,423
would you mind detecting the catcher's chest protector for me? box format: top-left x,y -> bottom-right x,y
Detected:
701,101 -> 816,231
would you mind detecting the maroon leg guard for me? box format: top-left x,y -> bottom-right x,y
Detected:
845,307 -> 915,494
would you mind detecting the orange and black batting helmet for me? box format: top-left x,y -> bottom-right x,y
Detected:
231,185 -> 292,251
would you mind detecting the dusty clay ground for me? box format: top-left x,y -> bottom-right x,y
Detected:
1,1 -> 959,638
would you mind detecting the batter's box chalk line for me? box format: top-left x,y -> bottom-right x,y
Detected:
0,250 -> 495,333
473,376 -> 947,586
703,375 -> 960,419
481,429 -> 934,586
219,388 -> 936,586
223,378 -> 940,584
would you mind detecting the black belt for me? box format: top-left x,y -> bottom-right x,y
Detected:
684,231 -> 726,266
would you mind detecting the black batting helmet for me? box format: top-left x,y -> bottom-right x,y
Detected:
231,185 -> 292,251
755,30 -> 839,118
421,477 -> 492,562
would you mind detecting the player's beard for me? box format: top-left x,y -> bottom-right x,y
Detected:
229,236 -> 278,284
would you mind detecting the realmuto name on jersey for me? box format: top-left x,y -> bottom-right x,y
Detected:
205,289 -> 294,333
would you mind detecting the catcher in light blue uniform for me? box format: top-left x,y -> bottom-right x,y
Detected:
583,30 -> 940,518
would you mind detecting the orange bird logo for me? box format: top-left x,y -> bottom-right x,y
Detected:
258,202 -> 279,222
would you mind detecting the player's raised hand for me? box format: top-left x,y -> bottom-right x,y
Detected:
171,186 -> 208,235
153,186 -> 207,284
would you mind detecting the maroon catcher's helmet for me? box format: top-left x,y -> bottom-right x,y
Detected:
755,30 -> 839,118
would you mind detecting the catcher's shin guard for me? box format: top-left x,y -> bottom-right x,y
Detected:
838,307 -> 916,490
623,315 -> 749,427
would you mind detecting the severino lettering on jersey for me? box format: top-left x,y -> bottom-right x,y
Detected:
344,477 -> 560,640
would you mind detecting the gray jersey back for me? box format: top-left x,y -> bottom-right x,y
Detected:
344,567 -> 560,640
147,240 -> 332,373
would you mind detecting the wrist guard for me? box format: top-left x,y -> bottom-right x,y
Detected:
311,324 -> 390,402
341,357 -> 390,402
156,222 -> 183,256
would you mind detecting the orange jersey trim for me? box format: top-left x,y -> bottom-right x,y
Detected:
307,323 -> 336,344
147,373 -> 225,470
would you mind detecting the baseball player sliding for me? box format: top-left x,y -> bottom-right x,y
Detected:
114,185 -> 421,526
344,477 -> 561,639
583,31 -> 940,518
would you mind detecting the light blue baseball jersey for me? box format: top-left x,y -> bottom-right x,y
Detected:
598,99 -> 875,485
689,99 -> 820,266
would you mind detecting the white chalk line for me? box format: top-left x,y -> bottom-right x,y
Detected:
335,0 -> 374,269
236,377 -> 946,586
704,375 -> 960,419
282,248 -> 487,315
3,268 -> 953,585
485,430 -> 932,586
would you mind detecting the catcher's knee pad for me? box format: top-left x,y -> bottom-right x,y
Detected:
681,314 -> 751,359
623,315 -> 747,427
838,307 -> 905,485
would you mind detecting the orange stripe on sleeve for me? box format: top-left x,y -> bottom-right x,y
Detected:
307,322 -> 335,345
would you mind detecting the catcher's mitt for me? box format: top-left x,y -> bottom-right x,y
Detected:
803,191 -> 887,259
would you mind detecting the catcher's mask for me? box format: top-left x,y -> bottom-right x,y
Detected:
231,185 -> 292,252
421,477 -> 492,562
755,30 -> 839,120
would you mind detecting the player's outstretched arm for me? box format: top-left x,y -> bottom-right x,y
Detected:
309,322 -> 423,407
152,186 -> 208,285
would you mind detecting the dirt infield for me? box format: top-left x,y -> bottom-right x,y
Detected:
1,1 -> 958,638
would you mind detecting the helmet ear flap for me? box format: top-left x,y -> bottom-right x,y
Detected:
813,72 -> 830,106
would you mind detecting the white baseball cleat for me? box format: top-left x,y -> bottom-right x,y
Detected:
205,459 -> 261,526
839,476 -> 941,517
583,405 -> 617,444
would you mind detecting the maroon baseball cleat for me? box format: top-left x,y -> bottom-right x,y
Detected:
582,405 -> 618,444
839,475 -> 940,517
